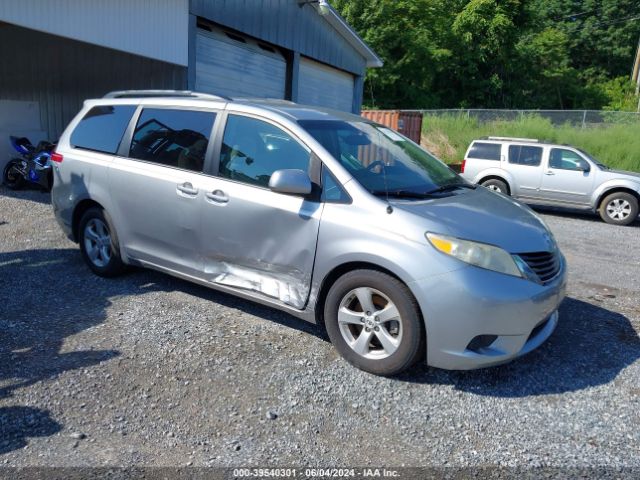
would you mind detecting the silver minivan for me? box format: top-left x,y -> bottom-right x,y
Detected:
461,137 -> 640,225
51,92 -> 567,375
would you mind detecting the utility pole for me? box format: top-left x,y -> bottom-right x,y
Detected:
633,34 -> 640,111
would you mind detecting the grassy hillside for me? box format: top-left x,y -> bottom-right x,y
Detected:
421,114 -> 640,173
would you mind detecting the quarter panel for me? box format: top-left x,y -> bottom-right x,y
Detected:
590,177 -> 640,209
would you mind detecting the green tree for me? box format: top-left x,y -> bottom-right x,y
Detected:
332,0 -> 452,108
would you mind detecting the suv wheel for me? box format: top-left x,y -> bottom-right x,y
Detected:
599,192 -> 639,226
481,178 -> 509,195
78,207 -> 126,277
324,270 -> 424,376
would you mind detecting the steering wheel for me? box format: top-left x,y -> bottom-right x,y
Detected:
366,160 -> 385,173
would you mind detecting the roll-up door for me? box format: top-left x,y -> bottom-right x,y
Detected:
195,27 -> 286,99
298,57 -> 355,112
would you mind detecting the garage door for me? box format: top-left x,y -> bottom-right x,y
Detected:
298,57 -> 355,112
195,27 -> 286,99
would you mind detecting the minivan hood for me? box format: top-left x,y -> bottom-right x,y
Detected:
393,188 -> 555,254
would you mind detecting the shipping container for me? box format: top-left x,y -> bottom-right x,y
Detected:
360,110 -> 423,144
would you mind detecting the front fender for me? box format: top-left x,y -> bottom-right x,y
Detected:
590,179 -> 640,209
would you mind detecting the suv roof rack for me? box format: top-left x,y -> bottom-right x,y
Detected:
103,90 -> 230,101
484,136 -> 539,143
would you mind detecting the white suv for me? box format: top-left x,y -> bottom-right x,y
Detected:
461,137 -> 640,225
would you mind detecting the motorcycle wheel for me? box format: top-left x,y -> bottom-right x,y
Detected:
3,159 -> 25,190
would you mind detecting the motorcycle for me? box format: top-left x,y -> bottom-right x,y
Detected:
3,136 -> 57,191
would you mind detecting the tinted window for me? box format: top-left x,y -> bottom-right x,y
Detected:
220,115 -> 310,187
71,105 -> 135,154
468,142 -> 501,161
129,108 -> 216,172
549,148 -> 587,171
508,145 -> 543,166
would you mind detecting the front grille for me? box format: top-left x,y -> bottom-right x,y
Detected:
517,251 -> 560,284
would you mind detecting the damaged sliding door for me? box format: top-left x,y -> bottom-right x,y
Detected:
198,113 -> 322,309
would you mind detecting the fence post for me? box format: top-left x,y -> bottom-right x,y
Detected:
582,110 -> 587,129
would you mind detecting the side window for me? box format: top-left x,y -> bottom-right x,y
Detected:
549,148 -> 586,171
219,114 -> 310,188
508,145 -> 543,167
467,142 -> 501,161
129,108 -> 216,173
322,166 -> 350,203
71,105 -> 136,154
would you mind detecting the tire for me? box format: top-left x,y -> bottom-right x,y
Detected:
481,178 -> 509,195
78,207 -> 126,277
324,269 -> 425,376
598,192 -> 639,226
3,159 -> 25,190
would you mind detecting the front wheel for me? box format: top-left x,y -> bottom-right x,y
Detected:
324,270 -> 425,376
3,159 -> 25,190
78,208 -> 126,277
599,192 -> 639,226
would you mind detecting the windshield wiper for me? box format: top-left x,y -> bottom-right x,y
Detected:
424,183 -> 477,195
370,189 -> 434,199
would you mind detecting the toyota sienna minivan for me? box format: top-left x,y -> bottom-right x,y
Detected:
51,91 -> 567,376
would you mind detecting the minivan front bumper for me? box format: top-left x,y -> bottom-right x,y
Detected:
409,255 -> 567,370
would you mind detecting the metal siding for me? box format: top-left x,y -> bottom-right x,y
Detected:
195,28 -> 286,98
0,0 -> 189,66
298,58 -> 354,112
189,0 -> 367,76
0,25 -> 187,140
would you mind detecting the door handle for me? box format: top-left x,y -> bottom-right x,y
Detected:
544,171 -> 555,176
205,189 -> 229,204
177,182 -> 198,196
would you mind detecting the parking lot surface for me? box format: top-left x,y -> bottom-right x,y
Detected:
0,186 -> 639,468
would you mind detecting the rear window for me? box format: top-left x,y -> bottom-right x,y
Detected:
508,145 -> 543,167
468,142 -> 501,161
71,105 -> 136,154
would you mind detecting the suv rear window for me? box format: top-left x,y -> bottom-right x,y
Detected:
468,142 -> 501,161
508,145 -> 543,166
71,105 -> 136,154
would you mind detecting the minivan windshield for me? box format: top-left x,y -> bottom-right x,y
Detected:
299,120 -> 468,198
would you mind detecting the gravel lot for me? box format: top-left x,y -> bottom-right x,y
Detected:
0,186 -> 639,469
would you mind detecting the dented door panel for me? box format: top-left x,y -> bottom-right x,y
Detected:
198,178 -> 322,309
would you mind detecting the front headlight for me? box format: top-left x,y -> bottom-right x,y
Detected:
426,232 -> 522,278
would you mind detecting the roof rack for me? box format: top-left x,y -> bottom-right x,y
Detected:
485,136 -> 539,142
103,90 -> 230,101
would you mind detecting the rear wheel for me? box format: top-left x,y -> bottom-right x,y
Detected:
481,178 -> 509,195
324,270 -> 424,376
599,192 -> 638,226
78,208 -> 126,277
3,159 -> 25,190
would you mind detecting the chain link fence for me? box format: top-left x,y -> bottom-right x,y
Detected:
412,109 -> 640,127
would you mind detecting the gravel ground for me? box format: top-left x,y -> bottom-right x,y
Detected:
0,186 -> 639,469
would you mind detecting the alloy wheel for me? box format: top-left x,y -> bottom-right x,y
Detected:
84,218 -> 112,268
337,287 -> 403,360
606,198 -> 632,221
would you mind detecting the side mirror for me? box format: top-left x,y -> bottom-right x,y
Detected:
577,160 -> 591,172
269,169 -> 312,196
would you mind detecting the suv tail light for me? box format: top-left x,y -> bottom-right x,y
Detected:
51,152 -> 63,163
460,159 -> 466,173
